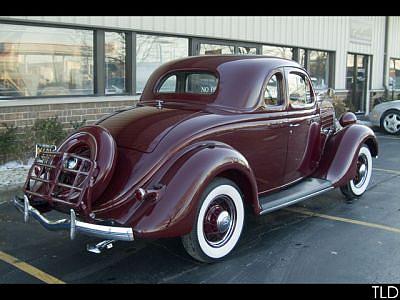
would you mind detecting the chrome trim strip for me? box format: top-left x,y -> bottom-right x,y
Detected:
14,195 -> 134,242
70,209 -> 76,240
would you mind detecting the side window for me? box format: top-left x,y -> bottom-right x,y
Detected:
158,75 -> 177,93
264,73 -> 283,107
288,72 -> 314,107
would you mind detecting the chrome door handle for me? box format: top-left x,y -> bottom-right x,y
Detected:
289,123 -> 300,127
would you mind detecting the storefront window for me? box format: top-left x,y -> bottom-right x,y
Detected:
262,45 -> 293,59
389,58 -> 400,89
346,53 -> 369,113
308,50 -> 329,90
0,24 -> 94,98
237,46 -> 257,55
199,43 -> 235,55
105,32 -> 126,95
136,34 -> 188,93
299,49 -> 306,68
346,54 -> 355,90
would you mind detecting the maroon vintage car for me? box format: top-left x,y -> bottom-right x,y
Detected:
14,55 -> 378,262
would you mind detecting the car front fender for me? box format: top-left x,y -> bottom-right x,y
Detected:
313,124 -> 378,187
127,141 -> 258,239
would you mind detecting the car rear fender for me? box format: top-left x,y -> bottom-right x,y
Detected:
313,124 -> 378,187
130,141 -> 259,239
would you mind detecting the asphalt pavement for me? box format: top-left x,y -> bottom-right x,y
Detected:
0,129 -> 400,283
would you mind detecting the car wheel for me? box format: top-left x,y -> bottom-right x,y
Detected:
340,145 -> 372,199
381,110 -> 400,135
181,177 -> 245,263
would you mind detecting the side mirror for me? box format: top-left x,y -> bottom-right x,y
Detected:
339,112 -> 357,127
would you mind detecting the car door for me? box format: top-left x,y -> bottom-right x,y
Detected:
246,69 -> 289,193
212,69 -> 289,194
283,67 -> 321,185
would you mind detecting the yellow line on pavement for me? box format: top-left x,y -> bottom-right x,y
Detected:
373,167 -> 400,175
284,207 -> 400,234
376,136 -> 400,140
0,250 -> 65,284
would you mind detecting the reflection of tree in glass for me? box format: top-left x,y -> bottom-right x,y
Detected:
237,46 -> 257,55
263,46 -> 293,59
137,35 -> 159,62
105,32 -> 126,93
309,51 -> 328,89
137,35 -> 188,63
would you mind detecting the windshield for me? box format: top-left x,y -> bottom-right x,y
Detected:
156,71 -> 218,95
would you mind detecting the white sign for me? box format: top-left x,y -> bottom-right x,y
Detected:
349,18 -> 372,45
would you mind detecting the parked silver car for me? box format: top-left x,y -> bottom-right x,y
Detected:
370,100 -> 400,135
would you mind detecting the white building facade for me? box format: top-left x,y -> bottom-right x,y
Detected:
0,16 -> 399,128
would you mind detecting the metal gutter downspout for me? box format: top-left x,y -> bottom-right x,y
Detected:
383,16 -> 390,96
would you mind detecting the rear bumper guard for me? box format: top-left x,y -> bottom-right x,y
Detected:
13,195 -> 134,242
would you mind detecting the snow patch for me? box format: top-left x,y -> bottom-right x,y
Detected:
0,158 -> 34,171
0,158 -> 35,190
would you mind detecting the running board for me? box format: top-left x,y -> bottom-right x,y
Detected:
259,178 -> 333,215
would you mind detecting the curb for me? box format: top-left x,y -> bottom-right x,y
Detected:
357,120 -> 373,127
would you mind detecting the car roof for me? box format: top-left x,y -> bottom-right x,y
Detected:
140,55 -> 304,110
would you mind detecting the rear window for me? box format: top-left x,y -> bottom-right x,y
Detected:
156,72 -> 218,95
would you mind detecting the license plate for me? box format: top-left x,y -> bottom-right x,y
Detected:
35,144 -> 57,157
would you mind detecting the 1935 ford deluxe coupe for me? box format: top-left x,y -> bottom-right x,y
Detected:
14,56 -> 378,262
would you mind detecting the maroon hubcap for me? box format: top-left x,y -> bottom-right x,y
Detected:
203,195 -> 236,247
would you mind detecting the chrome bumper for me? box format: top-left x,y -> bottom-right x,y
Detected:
13,195 -> 134,242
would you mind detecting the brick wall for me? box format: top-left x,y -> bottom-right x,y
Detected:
0,99 -> 139,131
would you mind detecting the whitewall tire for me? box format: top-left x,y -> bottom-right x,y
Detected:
182,177 -> 245,263
340,145 -> 372,198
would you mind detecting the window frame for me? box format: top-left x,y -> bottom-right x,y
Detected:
389,57 -> 400,90
259,68 -> 287,111
104,30 -> 129,96
262,44 -> 295,60
307,49 -> 331,91
135,33 -> 190,95
191,38 -> 262,55
154,70 -> 219,96
345,52 -> 371,114
0,20 -> 191,100
0,20 -> 97,100
157,74 -> 178,94
285,67 -> 316,110
297,48 -> 334,90
0,19 -> 336,102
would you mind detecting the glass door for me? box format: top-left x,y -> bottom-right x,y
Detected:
346,53 -> 369,114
